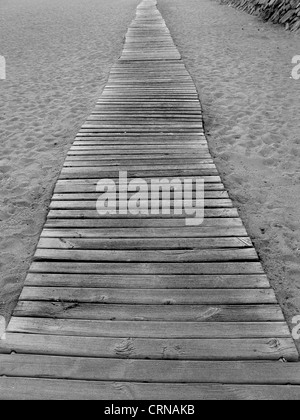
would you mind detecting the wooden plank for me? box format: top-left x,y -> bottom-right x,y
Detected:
74,135 -> 205,140
68,145 -> 208,151
44,217 -> 243,228
55,176 -> 221,184
1,377 -> 300,400
63,159 -> 213,166
74,134 -> 205,139
82,121 -> 203,127
105,78 -> 194,81
52,191 -> 228,200
94,102 -> 201,107
61,164 -> 217,171
87,116 -> 202,120
41,228 -> 242,247
59,168 -> 219,179
102,86 -> 197,89
0,334 -> 297,361
54,184 -> 225,193
1,356 -> 300,384
24,273 -> 270,289
83,120 -> 203,127
76,134 -> 204,140
42,226 -> 245,235
78,129 -> 204,133
14,302 -> 283,322
44,217 -> 242,227
95,95 -> 199,99
73,137 -> 207,143
73,139 -> 207,144
101,90 -> 198,93
72,144 -> 208,150
5,317 -> 292,339
46,208 -> 239,219
67,150 -> 209,157
49,200 -> 232,210
29,261 -> 265,275
33,248 -> 258,262
69,144 -> 207,150
54,181 -> 224,193
19,287 -> 275,305
93,108 -> 202,113
37,237 -> 251,250
94,103 -> 201,107
65,157 -> 213,163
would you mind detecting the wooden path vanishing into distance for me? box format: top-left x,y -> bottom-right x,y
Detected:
1,0 -> 300,400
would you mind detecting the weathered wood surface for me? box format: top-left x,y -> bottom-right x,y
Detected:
1,378 -> 300,400
219,0 -> 300,32
0,0 -> 298,400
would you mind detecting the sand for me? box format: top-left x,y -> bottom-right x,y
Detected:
0,0 -> 139,318
159,0 -> 300,348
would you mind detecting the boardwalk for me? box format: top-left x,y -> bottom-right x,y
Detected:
0,0 -> 300,400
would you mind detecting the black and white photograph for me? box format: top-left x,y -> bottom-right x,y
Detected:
0,0 -> 300,401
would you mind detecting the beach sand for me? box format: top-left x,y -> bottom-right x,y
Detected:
159,0 -> 300,348
0,0 -> 139,319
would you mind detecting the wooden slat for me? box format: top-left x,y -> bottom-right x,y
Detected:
33,248 -> 258,262
1,378 -> 300,400
69,144 -> 206,150
59,168 -> 219,179
7,318 -> 289,339
52,191 -> 228,200
63,160 -> 214,167
66,155 -> 212,161
1,356 -> 300,385
46,208 -> 238,219
44,218 -> 243,228
54,182 -> 224,193
37,237 -> 251,250
46,209 -> 240,219
55,175 -> 222,185
40,227 -> 248,238
29,262 -> 265,275
49,199 -> 232,210
55,185 -> 224,196
24,273 -> 270,289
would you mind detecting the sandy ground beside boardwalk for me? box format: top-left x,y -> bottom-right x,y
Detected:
159,0 -> 300,345
0,0 -> 139,319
